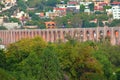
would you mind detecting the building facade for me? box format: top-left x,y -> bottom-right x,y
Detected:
111,2 -> 120,19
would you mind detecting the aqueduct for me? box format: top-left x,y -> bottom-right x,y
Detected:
0,27 -> 120,45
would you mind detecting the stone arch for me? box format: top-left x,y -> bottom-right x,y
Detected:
29,31 -> 32,38
15,32 -> 18,41
115,30 -> 119,38
41,31 -> 43,39
99,31 -> 103,36
73,30 -> 79,38
107,30 -> 110,37
93,31 -> 97,41
26,31 -> 29,38
80,31 -> 83,42
23,31 -> 26,38
53,31 -> 56,42
68,31 -> 71,35
63,31 -> 66,42
86,31 -> 90,40
58,31 -> 61,40
99,30 -> 104,41
49,31 -> 51,42
37,31 -> 39,36
33,31 -> 36,37
114,30 -> 119,44
45,31 -> 47,41
105,30 -> 111,41
68,30 -> 72,37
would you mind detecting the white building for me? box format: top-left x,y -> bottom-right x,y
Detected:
56,4 -> 67,8
80,2 -> 92,13
3,22 -> 20,30
111,2 -> 120,19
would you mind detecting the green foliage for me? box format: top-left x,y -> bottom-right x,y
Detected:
55,16 -> 68,28
5,38 -> 63,80
89,3 -> 94,11
0,49 -> 6,68
107,19 -> 120,27
17,0 -> 27,12
56,41 -> 104,80
82,20 -> 89,27
92,48 -> 112,79
97,14 -> 109,21
45,0 -> 60,7
0,2 -> 5,9
0,36 -> 120,80
2,5 -> 18,17
71,14 -> 82,28
6,37 -> 47,70
80,5 -> 85,12
80,73 -> 106,80
103,6 -> 112,11
0,68 -> 15,80
116,70 -> 120,80
26,0 -> 42,8
0,26 -> 7,30
9,18 -> 21,24
89,22 -> 97,27
98,20 -> 104,27
38,46 -> 63,80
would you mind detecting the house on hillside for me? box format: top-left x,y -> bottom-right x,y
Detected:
1,0 -> 16,11
56,4 -> 67,8
67,1 -> 80,13
45,21 -> 56,29
45,10 -> 59,19
111,2 -> 120,19
35,12 -> 45,18
53,7 -> 67,17
94,2 -> 108,11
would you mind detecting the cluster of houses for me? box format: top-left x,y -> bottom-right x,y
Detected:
0,0 -> 120,30
41,0 -> 120,20
0,0 -> 16,12
38,0 -> 120,29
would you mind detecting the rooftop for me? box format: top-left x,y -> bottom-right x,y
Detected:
111,2 -> 120,5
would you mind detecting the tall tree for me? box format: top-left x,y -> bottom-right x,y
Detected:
17,0 -> 27,11
39,46 -> 63,80
89,3 -> 94,11
80,4 -> 85,12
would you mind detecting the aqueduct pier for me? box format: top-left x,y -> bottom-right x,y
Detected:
0,27 -> 120,45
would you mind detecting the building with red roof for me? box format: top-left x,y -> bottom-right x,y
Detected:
94,2 -> 108,11
53,7 -> 67,17
67,1 -> 78,5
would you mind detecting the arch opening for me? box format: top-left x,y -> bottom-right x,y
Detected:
115,30 -> 119,44
80,31 -> 83,42
107,30 -> 110,37
86,31 -> 90,40
99,31 -> 104,41
93,31 -> 97,41
53,31 -> 56,42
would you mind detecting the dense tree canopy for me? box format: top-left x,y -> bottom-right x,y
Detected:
0,36 -> 120,80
